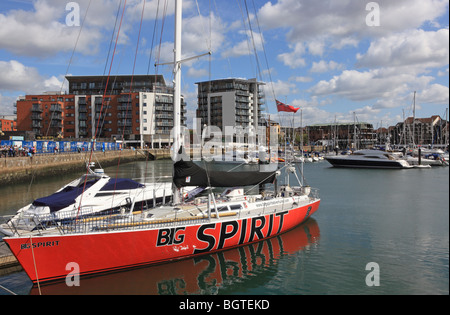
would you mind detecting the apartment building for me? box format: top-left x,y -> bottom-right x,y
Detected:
390,115 -> 449,146
196,78 -> 265,133
307,122 -> 376,149
15,75 -> 187,148
0,115 -> 17,132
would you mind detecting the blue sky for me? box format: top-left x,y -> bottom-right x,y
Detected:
0,0 -> 448,129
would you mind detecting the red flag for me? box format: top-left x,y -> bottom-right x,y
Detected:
276,100 -> 299,113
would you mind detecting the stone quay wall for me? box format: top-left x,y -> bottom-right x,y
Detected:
0,149 -> 149,185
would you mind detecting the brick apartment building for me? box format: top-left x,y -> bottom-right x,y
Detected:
15,75 -> 187,148
0,115 -> 17,132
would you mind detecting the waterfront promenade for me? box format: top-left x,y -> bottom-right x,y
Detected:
0,149 -> 170,185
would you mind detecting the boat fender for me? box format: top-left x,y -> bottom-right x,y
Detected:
0,227 -> 13,237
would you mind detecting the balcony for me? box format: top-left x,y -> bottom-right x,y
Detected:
156,113 -> 172,119
118,97 -> 132,103
155,106 -> 174,111
50,105 -> 62,112
118,113 -> 133,119
118,120 -> 133,127
50,122 -> 62,128
31,114 -> 43,120
156,121 -> 174,127
32,105 -> 43,113
236,117 -> 249,123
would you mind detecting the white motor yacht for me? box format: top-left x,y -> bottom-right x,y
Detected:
324,149 -> 412,169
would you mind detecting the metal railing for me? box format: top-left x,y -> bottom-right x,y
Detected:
1,208 -> 211,237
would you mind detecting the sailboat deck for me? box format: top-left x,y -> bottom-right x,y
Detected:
1,188 -> 319,239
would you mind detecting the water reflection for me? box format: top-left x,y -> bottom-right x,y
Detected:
29,218 -> 320,295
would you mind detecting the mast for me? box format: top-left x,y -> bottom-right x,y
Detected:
412,91 -> 416,146
172,0 -> 182,204
353,112 -> 357,150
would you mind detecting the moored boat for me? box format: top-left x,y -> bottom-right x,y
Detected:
324,149 -> 412,169
2,160 -> 320,283
1,0 -> 320,285
0,163 -> 173,236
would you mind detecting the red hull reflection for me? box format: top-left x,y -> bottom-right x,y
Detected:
30,218 -> 320,295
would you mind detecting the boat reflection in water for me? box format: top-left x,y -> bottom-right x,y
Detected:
30,218 -> 319,295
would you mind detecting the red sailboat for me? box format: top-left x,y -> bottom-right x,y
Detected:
2,0 -> 320,285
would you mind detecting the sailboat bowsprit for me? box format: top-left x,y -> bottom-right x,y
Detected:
1,0 -> 320,284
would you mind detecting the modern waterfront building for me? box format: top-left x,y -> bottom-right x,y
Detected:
196,78 -> 266,133
15,75 -> 187,148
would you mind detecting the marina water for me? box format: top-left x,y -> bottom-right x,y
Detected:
0,160 -> 448,295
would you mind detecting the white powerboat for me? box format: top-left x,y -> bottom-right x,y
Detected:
324,149 -> 412,169
0,164 -> 173,235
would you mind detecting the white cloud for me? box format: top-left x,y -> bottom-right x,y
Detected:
221,30 -> 264,58
308,68 -> 436,103
356,29 -> 449,70
308,27 -> 449,113
0,0 -> 107,57
0,94 -> 17,115
187,67 -> 209,78
0,60 -> 64,94
292,76 -> 313,83
310,60 -> 343,73
277,42 -> 306,68
258,0 -> 448,43
418,84 -> 449,105
258,0 -> 449,72
268,79 -> 298,102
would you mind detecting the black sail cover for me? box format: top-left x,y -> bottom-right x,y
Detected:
173,160 -> 277,188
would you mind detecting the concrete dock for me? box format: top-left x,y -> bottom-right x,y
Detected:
0,241 -> 20,276
0,149 -> 170,185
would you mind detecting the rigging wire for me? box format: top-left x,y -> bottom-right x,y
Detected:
250,0 -> 277,103
235,0 -> 256,79
27,1 -> 94,207
243,0 -> 263,82
76,0 -> 128,218
112,0 -> 147,209
147,0 -> 161,75
44,0 -> 93,139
